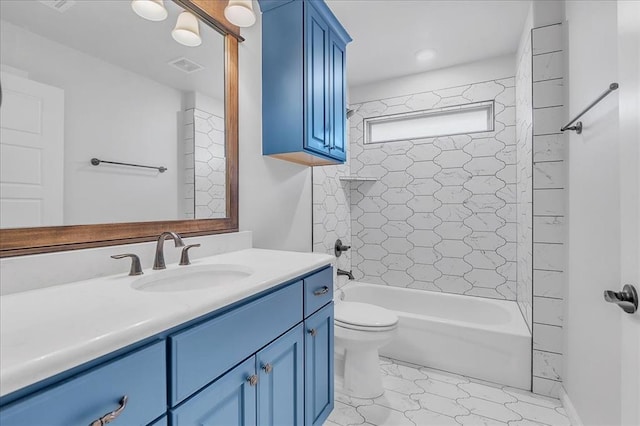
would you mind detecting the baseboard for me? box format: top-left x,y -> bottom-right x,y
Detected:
559,385 -> 583,426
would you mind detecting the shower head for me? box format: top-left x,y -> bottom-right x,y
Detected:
346,108 -> 355,119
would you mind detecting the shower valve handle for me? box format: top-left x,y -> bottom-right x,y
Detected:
334,239 -> 351,257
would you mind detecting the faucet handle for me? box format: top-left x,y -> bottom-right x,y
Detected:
111,254 -> 143,276
179,244 -> 201,266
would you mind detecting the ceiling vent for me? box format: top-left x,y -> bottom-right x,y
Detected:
169,57 -> 205,74
38,0 -> 77,13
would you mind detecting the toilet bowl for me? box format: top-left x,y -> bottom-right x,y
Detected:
334,301 -> 398,398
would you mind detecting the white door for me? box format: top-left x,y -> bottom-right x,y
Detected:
617,2 -> 639,425
0,71 -> 64,228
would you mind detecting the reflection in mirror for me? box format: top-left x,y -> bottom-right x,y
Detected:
0,0 -> 226,229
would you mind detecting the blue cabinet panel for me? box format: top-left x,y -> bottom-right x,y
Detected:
329,31 -> 347,161
171,357 -> 256,426
305,1 -> 330,156
304,302 -> 334,426
257,324 -> 304,426
0,342 -> 166,426
170,282 -> 303,405
261,0 -> 304,157
149,415 -> 168,426
304,266 -> 333,317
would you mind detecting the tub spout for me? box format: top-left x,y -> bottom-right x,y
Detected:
337,269 -> 354,280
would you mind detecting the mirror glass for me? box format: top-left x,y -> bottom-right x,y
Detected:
0,0 -> 227,229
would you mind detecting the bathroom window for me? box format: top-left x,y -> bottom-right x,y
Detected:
364,101 -> 494,144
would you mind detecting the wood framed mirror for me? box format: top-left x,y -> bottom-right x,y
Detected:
0,0 -> 240,257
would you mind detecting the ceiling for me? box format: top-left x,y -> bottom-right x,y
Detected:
326,0 -> 531,87
0,0 -> 225,101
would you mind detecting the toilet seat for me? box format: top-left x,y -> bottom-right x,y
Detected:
335,302 -> 398,331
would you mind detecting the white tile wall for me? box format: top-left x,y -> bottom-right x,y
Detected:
533,51 -> 564,82
531,23 -> 565,398
515,19 -> 534,331
183,108 -> 226,219
348,77 -> 517,300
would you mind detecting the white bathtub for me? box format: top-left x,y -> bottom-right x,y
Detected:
339,282 -> 532,390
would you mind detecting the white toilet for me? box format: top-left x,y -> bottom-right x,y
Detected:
334,301 -> 399,398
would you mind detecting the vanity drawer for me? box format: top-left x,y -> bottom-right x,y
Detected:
169,281 -> 303,405
0,341 -> 166,426
303,267 -> 333,317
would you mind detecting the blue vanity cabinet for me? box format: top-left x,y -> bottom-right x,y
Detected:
257,324 -> 305,426
0,341 -> 166,426
0,266 -> 335,426
261,0 -> 351,166
304,302 -> 335,426
170,357 -> 257,426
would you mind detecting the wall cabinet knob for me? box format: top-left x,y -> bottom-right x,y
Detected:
308,328 -> 317,337
262,363 -> 273,374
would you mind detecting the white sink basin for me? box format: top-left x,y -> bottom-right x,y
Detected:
131,264 -> 253,292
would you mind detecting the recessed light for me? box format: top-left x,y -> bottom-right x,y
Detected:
415,48 -> 437,63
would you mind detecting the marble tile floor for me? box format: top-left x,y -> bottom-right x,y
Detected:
325,357 -> 570,426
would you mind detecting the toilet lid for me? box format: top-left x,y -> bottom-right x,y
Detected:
335,302 -> 398,328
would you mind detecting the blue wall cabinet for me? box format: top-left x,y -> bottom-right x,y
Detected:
257,324 -> 305,426
304,302 -> 335,426
261,0 -> 351,166
171,357 -> 257,426
0,267 -> 334,426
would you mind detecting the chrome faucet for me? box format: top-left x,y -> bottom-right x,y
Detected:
153,231 -> 185,270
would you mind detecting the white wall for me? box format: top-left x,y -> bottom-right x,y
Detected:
237,10 -> 312,253
0,20 -> 182,225
349,54 -> 516,104
563,1 -> 621,424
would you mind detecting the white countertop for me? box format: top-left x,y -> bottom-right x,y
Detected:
0,248 -> 334,397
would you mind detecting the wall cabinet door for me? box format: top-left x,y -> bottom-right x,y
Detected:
304,302 -> 334,426
257,324 -> 304,426
329,31 -> 347,162
304,1 -> 331,156
171,357 -> 257,426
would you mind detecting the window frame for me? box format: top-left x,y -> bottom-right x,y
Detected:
363,100 -> 495,145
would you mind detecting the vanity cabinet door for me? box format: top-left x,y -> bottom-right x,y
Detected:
329,30 -> 347,162
304,302 -> 334,426
0,342 -> 166,426
257,324 -> 304,426
304,0 -> 331,157
171,357 -> 257,426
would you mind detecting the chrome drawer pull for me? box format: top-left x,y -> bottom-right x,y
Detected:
89,395 -> 128,426
247,375 -> 259,386
313,286 -> 329,296
308,328 -> 317,337
262,363 -> 273,374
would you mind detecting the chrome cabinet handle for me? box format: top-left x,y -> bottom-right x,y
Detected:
262,363 -> 273,374
308,328 -> 317,337
313,286 -> 329,296
604,284 -> 638,314
89,395 -> 128,426
247,375 -> 258,386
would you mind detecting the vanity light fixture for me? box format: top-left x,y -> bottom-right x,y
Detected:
224,0 -> 256,28
172,11 -> 202,47
131,0 -> 168,21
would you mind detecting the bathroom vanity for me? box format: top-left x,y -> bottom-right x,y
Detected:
0,249 -> 334,426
